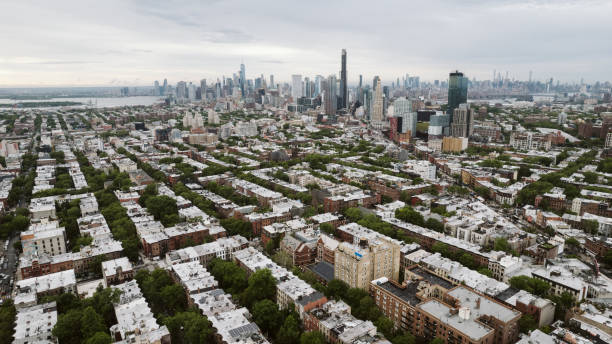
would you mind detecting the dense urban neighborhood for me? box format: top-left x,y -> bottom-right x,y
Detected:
1,68 -> 612,344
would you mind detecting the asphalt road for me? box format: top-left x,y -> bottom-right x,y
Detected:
0,234 -> 18,298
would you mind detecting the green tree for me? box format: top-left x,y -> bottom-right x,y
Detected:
160,284 -> 188,315
509,276 -> 550,296
209,259 -> 248,295
583,171 -> 598,184
459,253 -> 475,269
583,219 -> 599,234
53,309 -> 84,344
145,195 -> 178,224
395,207 -> 424,226
494,238 -> 511,253
85,332 -> 112,344
299,331 -> 326,344
392,333 -> 416,344
345,207 -> 363,222
519,314 -> 538,333
477,268 -> 493,277
252,299 -> 282,336
0,300 -> 16,344
374,316 -> 395,338
430,338 -> 445,344
319,223 -> 335,236
163,310 -> 215,344
344,288 -> 369,308
425,218 -> 444,232
81,306 -> 108,339
431,242 -> 448,256
276,315 -> 301,344
220,218 -> 253,239
241,269 -> 277,307
325,279 -> 349,300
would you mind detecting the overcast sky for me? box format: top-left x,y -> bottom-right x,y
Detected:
1,0 -> 611,87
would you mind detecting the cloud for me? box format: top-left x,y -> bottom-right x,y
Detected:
0,0 -> 611,86
260,60 -> 285,64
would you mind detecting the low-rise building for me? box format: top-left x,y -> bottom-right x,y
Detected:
102,257 -> 134,287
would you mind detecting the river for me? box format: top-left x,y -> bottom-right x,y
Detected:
0,96 -> 164,109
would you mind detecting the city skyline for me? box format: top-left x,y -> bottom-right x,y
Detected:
1,0 -> 612,87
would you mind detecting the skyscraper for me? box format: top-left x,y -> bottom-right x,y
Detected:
269,74 -> 274,89
340,49 -> 347,109
371,78 -> 383,124
291,75 -> 303,101
200,79 -> 207,100
324,75 -> 337,115
304,77 -> 311,98
450,103 -> 473,137
239,63 -> 246,97
447,71 -> 468,115
176,81 -> 187,100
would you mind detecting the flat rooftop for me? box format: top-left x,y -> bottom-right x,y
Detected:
418,299 -> 493,341
308,261 -> 335,282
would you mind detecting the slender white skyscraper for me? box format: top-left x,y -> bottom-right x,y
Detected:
291,74 -> 303,101
240,63 -> 246,97
372,78 -> 383,123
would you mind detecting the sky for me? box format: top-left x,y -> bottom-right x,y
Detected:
1,0 -> 611,87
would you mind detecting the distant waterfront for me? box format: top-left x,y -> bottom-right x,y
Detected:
0,96 -> 163,109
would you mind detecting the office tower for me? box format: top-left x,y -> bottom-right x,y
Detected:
359,75 -> 363,88
447,71 -> 468,115
324,75 -> 337,115
200,79 -> 207,93
450,103 -> 473,137
239,63 -> 246,97
188,83 -> 197,100
371,78 -> 383,123
373,76 -> 380,90
314,75 -> 323,96
363,88 -> 372,120
291,75 -> 303,101
393,97 -> 417,137
340,49 -> 347,109
162,79 -> 168,95
383,86 -> 389,115
304,77 -> 311,98
269,75 -> 274,89
529,71 -> 533,83
215,80 -> 221,99
393,97 -> 412,116
176,81 -> 187,100
154,80 -> 160,96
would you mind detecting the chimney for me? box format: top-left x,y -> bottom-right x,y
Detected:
476,298 -> 480,309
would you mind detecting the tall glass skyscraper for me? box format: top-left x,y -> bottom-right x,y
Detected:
340,49 -> 347,109
447,71 -> 468,115
239,63 -> 246,97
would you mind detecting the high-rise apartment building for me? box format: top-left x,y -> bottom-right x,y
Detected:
323,75 -> 337,115
371,78 -> 384,124
447,71 -> 468,115
314,75 -> 323,96
291,74 -> 303,101
340,49 -> 347,109
304,77 -> 311,98
333,224 -> 401,289
176,81 -> 187,100
450,103 -> 474,137
239,63 -> 246,97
